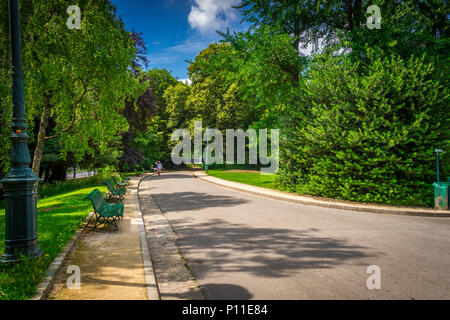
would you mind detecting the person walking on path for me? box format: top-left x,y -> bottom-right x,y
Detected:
156,161 -> 163,176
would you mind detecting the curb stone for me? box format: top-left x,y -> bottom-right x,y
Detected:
135,174 -> 160,300
138,174 -> 204,300
30,211 -> 94,300
192,171 -> 450,218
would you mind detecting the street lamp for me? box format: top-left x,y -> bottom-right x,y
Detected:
205,128 -> 209,173
1,0 -> 42,263
435,148 -> 443,183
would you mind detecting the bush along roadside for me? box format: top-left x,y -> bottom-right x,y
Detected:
277,49 -> 449,208
37,172 -> 111,199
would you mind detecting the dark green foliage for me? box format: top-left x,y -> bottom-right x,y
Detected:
223,0 -> 449,207
121,69 -> 179,171
37,172 -> 111,199
277,49 -> 449,207
1,0 -> 447,209
0,0 -> 11,177
119,78 -> 157,171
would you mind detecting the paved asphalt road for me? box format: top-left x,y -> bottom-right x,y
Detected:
143,172 -> 450,300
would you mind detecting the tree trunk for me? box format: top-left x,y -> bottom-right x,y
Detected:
354,0 -> 362,29
347,0 -> 354,31
39,166 -> 45,179
44,167 -> 50,183
32,104 -> 50,177
48,163 -> 68,183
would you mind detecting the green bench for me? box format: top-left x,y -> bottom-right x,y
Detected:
119,173 -> 131,182
84,189 -> 124,231
113,174 -> 128,188
104,178 -> 126,201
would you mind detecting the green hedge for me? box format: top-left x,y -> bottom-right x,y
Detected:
1,170 -> 136,207
277,49 -> 449,208
38,172 -> 111,199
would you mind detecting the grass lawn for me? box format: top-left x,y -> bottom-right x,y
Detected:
206,169 -> 276,189
0,185 -> 107,300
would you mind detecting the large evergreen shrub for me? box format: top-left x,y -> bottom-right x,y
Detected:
277,48 -> 449,207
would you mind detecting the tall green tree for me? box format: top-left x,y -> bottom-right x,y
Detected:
164,82 -> 192,131
219,27 -> 304,129
0,12 -> 11,177
236,0 -> 449,60
0,0 -> 145,180
119,76 -> 157,171
144,68 -> 180,165
278,48 -> 448,206
235,0 -> 368,52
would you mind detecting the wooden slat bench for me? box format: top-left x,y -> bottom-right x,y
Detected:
84,189 -> 124,231
104,178 -> 126,202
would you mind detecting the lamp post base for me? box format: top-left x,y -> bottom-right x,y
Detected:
1,171 -> 42,263
1,241 -> 42,263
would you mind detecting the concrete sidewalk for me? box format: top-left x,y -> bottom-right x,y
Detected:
139,175 -> 204,300
47,176 -> 158,300
193,171 -> 450,217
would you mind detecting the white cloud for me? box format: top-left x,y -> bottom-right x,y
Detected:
188,0 -> 239,34
179,78 -> 192,86
148,40 -> 210,66
166,39 -> 211,53
148,55 -> 177,65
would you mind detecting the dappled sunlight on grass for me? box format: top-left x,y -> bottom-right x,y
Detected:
206,169 -> 276,189
0,185 -> 107,300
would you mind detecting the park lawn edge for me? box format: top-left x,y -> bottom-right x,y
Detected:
0,184 -> 108,300
205,169 -> 436,210
205,169 -> 276,189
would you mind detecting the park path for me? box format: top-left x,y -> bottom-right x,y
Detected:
48,177 -> 150,300
140,171 -> 450,300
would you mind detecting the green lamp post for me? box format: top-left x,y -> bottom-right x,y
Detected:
435,148 -> 442,182
1,0 -> 42,263
205,128 -> 209,173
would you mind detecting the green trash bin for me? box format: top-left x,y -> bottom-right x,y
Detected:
432,182 -> 449,210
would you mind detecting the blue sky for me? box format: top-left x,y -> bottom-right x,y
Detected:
111,0 -> 250,81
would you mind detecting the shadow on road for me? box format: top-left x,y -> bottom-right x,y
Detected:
172,218 -> 376,279
140,172 -> 379,298
145,173 -> 195,180
144,191 -> 249,212
200,283 -> 253,300
141,172 -> 251,213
